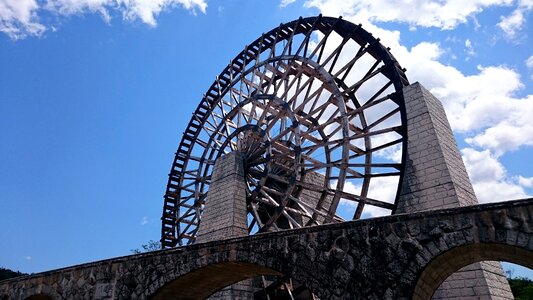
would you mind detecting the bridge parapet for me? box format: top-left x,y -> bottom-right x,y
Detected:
1,198 -> 532,299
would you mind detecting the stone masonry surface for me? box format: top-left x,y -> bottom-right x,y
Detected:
196,152 -> 248,243
398,82 -> 477,212
1,198 -> 532,300
398,82 -> 513,299
195,152 -> 253,299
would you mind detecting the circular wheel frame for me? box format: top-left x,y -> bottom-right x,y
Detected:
161,16 -> 409,248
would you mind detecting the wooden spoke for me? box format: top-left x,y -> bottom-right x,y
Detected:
161,16 -> 409,272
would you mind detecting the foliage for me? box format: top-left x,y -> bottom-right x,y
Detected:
508,276 -> 533,300
130,240 -> 161,254
0,267 -> 27,281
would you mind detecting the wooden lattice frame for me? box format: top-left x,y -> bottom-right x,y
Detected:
161,15 -> 410,248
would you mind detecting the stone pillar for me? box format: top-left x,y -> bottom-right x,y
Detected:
397,82 -> 513,299
196,152 -> 248,242
298,171 -> 333,225
196,152 -> 253,299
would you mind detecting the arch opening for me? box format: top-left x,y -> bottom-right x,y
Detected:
220,274 -> 317,300
25,294 -> 52,300
413,243 -> 533,300
150,262 -> 282,300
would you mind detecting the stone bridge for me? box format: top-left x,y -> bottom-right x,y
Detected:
1,198 -> 532,300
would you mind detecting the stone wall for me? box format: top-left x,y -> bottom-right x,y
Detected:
1,198 -> 532,300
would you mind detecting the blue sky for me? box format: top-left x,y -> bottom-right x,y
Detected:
0,0 -> 532,280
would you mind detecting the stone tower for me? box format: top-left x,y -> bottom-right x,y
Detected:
397,82 -> 512,299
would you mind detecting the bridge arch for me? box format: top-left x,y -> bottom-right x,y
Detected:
143,243 -> 324,300
25,294 -> 52,300
150,262 -> 282,299
413,243 -> 533,300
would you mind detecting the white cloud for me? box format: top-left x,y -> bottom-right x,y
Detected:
304,0 -> 514,30
45,0 -> 113,22
461,148 -> 529,202
339,177 -> 399,218
376,144 -> 402,162
518,176 -> 533,188
48,0 -> 207,26
140,216 -> 148,225
527,55 -> 533,68
121,0 -> 207,26
411,64 -> 524,132
519,0 -> 533,9
497,7 -> 525,38
462,148 -> 506,182
465,39 -> 476,57
0,0 -> 45,39
527,55 -> 533,80
470,180 -> 528,202
409,60 -> 533,157
0,0 -> 207,39
497,0 -> 533,39
280,0 -> 297,8
25,255 -> 32,260
465,101 -> 533,156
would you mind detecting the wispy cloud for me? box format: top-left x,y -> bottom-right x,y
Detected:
0,0 -> 207,39
497,0 -> 532,39
498,7 -> 526,39
140,216 -> 148,225
518,176 -> 533,188
304,0 -> 515,30
465,39 -> 476,58
527,55 -> 533,80
0,0 -> 45,39
527,55 -> 533,68
280,0 -> 297,8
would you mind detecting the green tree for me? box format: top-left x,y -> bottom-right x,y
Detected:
131,240 -> 161,254
0,267 -> 27,281
508,277 -> 533,300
